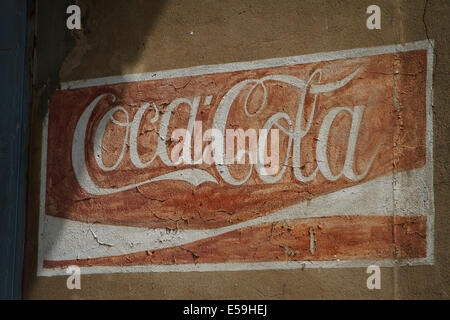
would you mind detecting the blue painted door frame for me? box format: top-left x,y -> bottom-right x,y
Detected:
0,0 -> 31,299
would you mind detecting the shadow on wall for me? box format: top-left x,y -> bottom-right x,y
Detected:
24,0 -> 168,298
59,0 -> 170,82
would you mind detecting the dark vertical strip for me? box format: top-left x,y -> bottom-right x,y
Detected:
0,0 -> 31,299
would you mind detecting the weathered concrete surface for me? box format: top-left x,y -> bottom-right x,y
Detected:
24,0 -> 449,299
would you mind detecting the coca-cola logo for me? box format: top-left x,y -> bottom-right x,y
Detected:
39,41 -> 434,275
72,66 -> 380,195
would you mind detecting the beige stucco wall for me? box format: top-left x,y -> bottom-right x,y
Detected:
24,0 -> 449,299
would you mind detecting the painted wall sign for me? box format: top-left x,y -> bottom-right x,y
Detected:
38,41 -> 434,276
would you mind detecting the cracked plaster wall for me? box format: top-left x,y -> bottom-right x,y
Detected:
23,0 -> 449,299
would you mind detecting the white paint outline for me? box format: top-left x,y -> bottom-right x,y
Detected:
38,258 -> 431,277
60,40 -> 432,91
38,40 -> 435,276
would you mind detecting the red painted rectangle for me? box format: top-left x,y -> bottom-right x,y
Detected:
39,43 -> 433,273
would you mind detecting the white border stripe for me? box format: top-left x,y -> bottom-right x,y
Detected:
425,42 -> 435,264
61,40 -> 432,90
38,258 -> 431,277
37,113 -> 48,277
